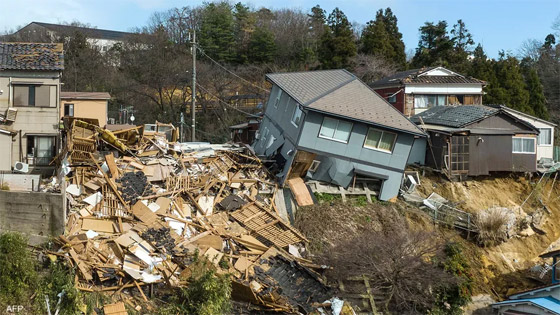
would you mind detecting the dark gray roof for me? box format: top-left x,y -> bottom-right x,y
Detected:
370,66 -> 485,87
32,22 -> 134,41
411,105 -> 499,128
266,69 -> 425,136
0,42 -> 64,71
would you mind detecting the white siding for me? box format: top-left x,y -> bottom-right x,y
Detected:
404,84 -> 483,94
506,110 -> 555,161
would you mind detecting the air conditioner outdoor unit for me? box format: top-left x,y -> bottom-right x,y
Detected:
5,107 -> 17,122
13,161 -> 29,173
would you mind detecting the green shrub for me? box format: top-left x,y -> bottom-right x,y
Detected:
159,259 -> 232,315
36,262 -> 82,315
431,242 -> 474,314
0,232 -> 38,304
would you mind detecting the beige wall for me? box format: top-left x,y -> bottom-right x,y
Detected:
60,99 -> 108,127
0,71 -> 61,169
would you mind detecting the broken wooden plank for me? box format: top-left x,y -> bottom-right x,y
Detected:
287,177 -> 314,206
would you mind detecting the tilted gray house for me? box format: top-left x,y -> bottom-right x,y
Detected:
252,69 -> 426,201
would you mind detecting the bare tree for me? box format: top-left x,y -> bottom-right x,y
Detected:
518,38 -> 543,61
352,53 -> 397,83
325,223 -> 457,314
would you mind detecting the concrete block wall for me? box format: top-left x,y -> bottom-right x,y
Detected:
0,190 -> 64,244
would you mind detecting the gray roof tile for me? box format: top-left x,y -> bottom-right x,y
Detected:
266,69 -> 355,105
0,42 -> 64,71
411,105 -> 499,128
267,69 -> 425,136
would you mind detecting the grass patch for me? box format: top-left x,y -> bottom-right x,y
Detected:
313,192 -> 341,203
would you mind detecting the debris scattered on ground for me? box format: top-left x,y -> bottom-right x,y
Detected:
49,119 -> 334,313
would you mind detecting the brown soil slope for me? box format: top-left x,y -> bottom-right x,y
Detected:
417,172 -> 560,296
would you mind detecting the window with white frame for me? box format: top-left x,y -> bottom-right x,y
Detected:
538,128 -> 552,146
64,103 -> 74,116
309,160 -> 321,172
291,106 -> 303,127
364,128 -> 397,152
512,137 -> 536,153
319,116 -> 352,143
274,90 -> 282,108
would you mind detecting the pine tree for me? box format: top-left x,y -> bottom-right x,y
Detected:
199,2 -> 236,63
359,8 -> 406,69
248,27 -> 276,63
360,10 -> 392,57
411,21 -> 453,67
492,52 -> 532,114
524,66 -> 550,120
318,8 -> 357,69
536,34 -> 560,119
382,8 -> 406,68
448,19 -> 474,73
232,2 -> 255,64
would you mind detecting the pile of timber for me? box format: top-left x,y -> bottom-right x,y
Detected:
49,120 -> 344,313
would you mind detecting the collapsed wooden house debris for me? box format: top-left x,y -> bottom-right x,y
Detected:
49,119 -> 343,313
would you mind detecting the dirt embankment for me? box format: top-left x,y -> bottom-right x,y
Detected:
416,172 -> 560,296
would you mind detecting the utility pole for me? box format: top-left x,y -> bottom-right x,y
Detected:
191,30 -> 196,142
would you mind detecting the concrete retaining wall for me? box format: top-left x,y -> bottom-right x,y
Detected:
0,190 -> 64,243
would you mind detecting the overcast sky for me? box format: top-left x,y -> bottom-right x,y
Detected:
1,0 -> 559,58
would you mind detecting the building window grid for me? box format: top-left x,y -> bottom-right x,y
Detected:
538,128 -> 552,146
363,128 -> 397,153
450,136 -> 469,172
512,137 -> 536,154
318,117 -> 353,143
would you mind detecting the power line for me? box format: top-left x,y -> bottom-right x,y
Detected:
196,48 -> 269,93
195,83 -> 262,117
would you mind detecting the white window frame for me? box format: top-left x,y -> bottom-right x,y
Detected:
309,160 -> 321,173
291,105 -> 303,128
363,128 -> 398,153
512,136 -> 536,154
538,128 -> 553,146
318,117 -> 353,143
